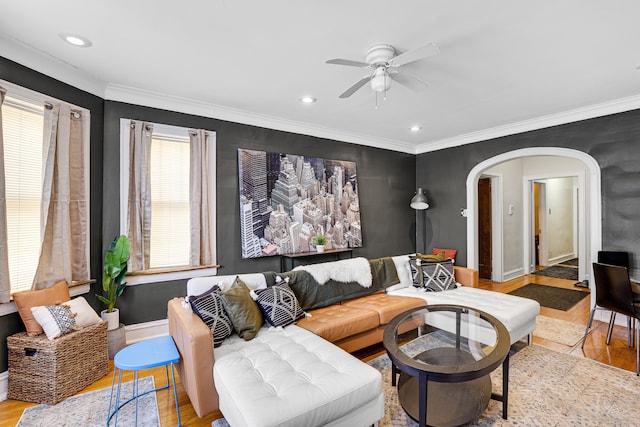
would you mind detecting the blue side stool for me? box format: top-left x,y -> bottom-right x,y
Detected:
107,335 -> 181,426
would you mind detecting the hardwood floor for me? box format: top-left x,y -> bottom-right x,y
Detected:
1,273 -> 638,426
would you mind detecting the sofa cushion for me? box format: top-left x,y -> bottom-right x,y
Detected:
189,285 -> 234,347
251,282 -> 305,327
296,304 -> 380,343
218,277 -> 263,341
342,293 -> 427,324
214,325 -> 383,427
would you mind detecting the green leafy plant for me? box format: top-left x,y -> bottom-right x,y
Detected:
98,235 -> 130,313
312,234 -> 327,246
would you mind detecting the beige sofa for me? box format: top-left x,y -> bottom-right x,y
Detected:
167,263 -> 479,418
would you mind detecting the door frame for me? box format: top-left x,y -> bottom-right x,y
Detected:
466,147 -> 601,298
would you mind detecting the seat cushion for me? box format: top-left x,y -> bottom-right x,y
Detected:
388,285 -> 540,344
214,325 -> 382,427
296,304 -> 380,342
342,293 -> 427,324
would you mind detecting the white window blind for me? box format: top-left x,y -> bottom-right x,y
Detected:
149,133 -> 191,268
2,98 -> 44,294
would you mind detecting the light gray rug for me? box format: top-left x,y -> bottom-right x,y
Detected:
17,377 -> 160,427
534,315 -> 586,346
368,341 -> 640,426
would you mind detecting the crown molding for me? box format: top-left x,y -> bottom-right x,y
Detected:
0,35 -> 105,98
104,84 -> 416,154
415,94 -> 640,154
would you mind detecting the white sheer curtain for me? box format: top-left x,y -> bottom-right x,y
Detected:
127,121 -> 153,271
0,86 -> 10,302
189,129 -> 216,266
32,102 -> 90,289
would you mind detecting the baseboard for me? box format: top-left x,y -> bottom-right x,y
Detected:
0,319 -> 170,403
548,253 -> 576,265
124,318 -> 169,344
503,267 -> 525,282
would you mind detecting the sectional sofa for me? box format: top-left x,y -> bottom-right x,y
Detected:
167,254 -> 540,426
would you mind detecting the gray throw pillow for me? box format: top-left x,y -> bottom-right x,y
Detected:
188,285 -> 233,347
421,260 -> 456,292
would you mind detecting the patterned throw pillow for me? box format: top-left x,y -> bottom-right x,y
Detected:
422,260 -> 456,292
251,282 -> 305,327
409,257 -> 423,287
188,285 -> 234,347
30,303 -> 77,340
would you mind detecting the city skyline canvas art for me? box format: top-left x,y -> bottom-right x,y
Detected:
238,148 -> 363,258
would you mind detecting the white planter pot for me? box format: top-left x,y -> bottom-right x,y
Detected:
101,308 -> 120,331
316,245 -> 325,253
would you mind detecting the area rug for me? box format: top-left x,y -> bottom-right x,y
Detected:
534,315 -> 586,346
508,283 -> 588,310
17,377 -> 159,427
368,341 -> 639,426
533,265 -> 578,281
559,258 -> 579,266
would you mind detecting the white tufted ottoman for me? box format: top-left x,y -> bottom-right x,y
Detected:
389,286 -> 540,344
213,325 -> 384,427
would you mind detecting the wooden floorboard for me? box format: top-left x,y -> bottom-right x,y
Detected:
1,273 -> 637,426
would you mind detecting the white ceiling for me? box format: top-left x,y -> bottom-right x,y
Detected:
2,1 -> 640,154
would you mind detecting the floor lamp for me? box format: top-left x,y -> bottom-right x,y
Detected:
410,188 -> 429,253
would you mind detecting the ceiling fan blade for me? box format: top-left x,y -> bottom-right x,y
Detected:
326,58 -> 370,68
389,72 -> 429,91
339,76 -> 371,98
389,43 -> 439,67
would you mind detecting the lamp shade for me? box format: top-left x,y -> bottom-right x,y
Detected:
410,187 -> 429,210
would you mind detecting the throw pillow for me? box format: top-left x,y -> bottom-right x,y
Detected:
188,285 -> 234,347
30,302 -> 77,340
433,247 -> 457,262
408,257 -> 423,287
13,280 -> 71,336
218,277 -> 263,341
417,252 -> 446,263
67,296 -> 102,327
251,281 -> 305,327
422,260 -> 457,292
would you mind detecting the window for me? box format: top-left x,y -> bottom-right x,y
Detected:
0,80 -> 90,299
120,119 -> 217,284
149,132 -> 190,268
2,97 -> 44,294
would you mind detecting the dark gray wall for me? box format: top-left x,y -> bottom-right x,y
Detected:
102,102 -> 417,324
416,110 -> 640,277
0,57 -> 104,372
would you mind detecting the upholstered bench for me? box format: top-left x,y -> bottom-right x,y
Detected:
212,324 -> 384,427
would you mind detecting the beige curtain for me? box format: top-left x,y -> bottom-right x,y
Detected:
33,103 -> 90,289
189,129 -> 216,266
127,121 -> 153,271
0,86 -> 10,302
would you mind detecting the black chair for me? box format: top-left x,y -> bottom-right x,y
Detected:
581,262 -> 640,375
597,251 -> 636,344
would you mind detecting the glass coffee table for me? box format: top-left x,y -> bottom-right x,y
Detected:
383,305 -> 510,427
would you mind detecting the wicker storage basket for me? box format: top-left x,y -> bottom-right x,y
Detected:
7,320 -> 109,404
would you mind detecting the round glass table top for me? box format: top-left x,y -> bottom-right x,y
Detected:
384,304 -> 510,382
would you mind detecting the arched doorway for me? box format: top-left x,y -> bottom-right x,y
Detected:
465,148 -> 601,300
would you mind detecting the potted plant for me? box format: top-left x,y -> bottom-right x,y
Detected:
312,234 -> 327,253
98,235 -> 130,330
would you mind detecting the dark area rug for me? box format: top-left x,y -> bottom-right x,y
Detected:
558,258 -> 579,266
508,283 -> 588,311
532,265 -> 578,281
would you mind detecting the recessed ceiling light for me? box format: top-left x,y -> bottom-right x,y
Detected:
409,125 -> 423,132
59,33 -> 92,47
300,96 -> 317,104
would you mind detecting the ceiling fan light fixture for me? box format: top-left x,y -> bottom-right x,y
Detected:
370,67 -> 392,93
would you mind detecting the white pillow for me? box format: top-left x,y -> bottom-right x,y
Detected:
30,297 -> 101,340
387,255 -> 413,292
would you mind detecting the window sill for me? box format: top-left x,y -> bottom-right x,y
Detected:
125,265 -> 220,286
0,283 -> 91,317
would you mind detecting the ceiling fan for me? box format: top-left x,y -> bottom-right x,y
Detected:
326,43 -> 440,99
